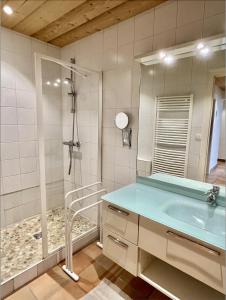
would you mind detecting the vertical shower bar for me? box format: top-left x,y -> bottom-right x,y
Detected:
34,53 -> 48,259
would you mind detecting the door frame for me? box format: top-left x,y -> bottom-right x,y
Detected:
199,68 -> 225,182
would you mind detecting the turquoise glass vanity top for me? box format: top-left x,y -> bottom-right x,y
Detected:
101,175 -> 226,250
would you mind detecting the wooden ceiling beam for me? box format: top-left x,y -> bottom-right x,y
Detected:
12,0 -> 86,36
33,0 -> 127,43
50,0 -> 167,47
1,0 -> 47,28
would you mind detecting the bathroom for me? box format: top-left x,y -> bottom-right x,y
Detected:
0,0 -> 225,299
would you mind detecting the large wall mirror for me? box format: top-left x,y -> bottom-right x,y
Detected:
136,36 -> 225,185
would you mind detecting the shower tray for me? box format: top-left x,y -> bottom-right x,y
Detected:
0,207 -> 96,282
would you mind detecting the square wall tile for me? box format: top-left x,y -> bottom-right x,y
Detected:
118,18 -> 134,46
18,125 -> 36,141
205,0 -> 225,17
20,157 -> 37,174
117,43 -> 134,68
1,88 -> 16,107
21,172 -> 39,189
1,142 -> 19,160
103,25 -> 117,50
14,265 -> 37,290
203,13 -> 225,37
0,279 -> 14,299
154,1 -> 177,34
1,107 -> 17,125
19,141 -> 37,158
2,175 -> 21,194
153,29 -> 176,51
177,0 -> 204,26
17,108 -> 35,125
135,10 -> 154,41
134,36 -> 153,56
16,90 -> 36,109
1,159 -> 20,177
176,21 -> 203,44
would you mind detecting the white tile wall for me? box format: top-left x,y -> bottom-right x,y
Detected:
61,0 -> 225,193
0,28 -> 64,226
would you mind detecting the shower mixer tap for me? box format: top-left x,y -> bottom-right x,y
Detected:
63,57 -> 81,175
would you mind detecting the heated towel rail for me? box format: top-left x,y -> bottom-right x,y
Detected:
152,95 -> 193,177
63,182 -> 106,281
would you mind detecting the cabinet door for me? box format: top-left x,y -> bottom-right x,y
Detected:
103,201 -> 138,244
103,228 -> 138,276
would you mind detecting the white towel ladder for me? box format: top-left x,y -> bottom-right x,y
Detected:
62,182 -> 106,281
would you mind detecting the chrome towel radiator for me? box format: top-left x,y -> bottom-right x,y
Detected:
63,182 -> 106,281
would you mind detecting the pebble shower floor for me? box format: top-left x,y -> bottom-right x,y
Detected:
0,207 -> 96,282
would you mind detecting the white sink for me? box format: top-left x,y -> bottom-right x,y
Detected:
162,201 -> 226,237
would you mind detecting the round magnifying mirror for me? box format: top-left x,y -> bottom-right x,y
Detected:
115,112 -> 129,130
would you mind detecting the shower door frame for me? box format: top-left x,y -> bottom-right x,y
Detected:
34,53 -> 103,259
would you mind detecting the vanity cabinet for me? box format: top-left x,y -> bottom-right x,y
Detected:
103,229 -> 138,276
102,201 -> 138,275
139,216 -> 225,294
102,202 -> 225,299
102,201 -> 138,244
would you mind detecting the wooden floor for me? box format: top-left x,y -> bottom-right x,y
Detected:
206,160 -> 226,185
6,242 -> 170,300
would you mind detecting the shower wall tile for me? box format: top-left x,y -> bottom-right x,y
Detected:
1,142 -> 20,160
0,28 -> 62,225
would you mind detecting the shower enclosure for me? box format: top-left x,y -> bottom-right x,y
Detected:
0,53 -> 102,284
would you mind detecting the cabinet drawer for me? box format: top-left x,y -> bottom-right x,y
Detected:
103,202 -> 138,244
139,217 -> 167,259
139,216 -> 225,294
166,231 -> 225,294
103,229 -> 138,276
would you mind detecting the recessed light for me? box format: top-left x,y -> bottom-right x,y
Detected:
159,51 -> 166,60
3,5 -> 13,15
63,80 -> 69,85
56,78 -> 61,83
199,46 -> 210,57
46,81 -> 51,86
197,42 -> 205,50
53,82 -> 59,87
163,55 -> 175,65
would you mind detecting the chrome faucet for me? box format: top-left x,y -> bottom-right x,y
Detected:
206,186 -> 220,207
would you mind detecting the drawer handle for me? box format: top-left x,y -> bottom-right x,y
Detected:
107,235 -> 128,248
166,231 -> 221,257
108,205 -> 129,216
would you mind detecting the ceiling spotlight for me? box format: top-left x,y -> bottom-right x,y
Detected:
159,51 -> 166,60
163,55 -> 175,65
56,78 -> 61,83
46,81 -> 51,86
199,46 -> 210,57
63,80 -> 69,85
53,82 -> 59,87
3,5 -> 13,15
197,42 -> 205,50
148,69 -> 155,76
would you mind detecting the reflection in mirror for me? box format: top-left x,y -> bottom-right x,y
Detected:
137,47 -> 225,185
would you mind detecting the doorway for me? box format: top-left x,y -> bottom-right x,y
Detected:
206,76 -> 225,185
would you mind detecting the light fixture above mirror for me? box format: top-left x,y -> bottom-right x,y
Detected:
136,34 -> 226,66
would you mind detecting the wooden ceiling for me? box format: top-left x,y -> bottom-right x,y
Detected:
1,0 -> 167,47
